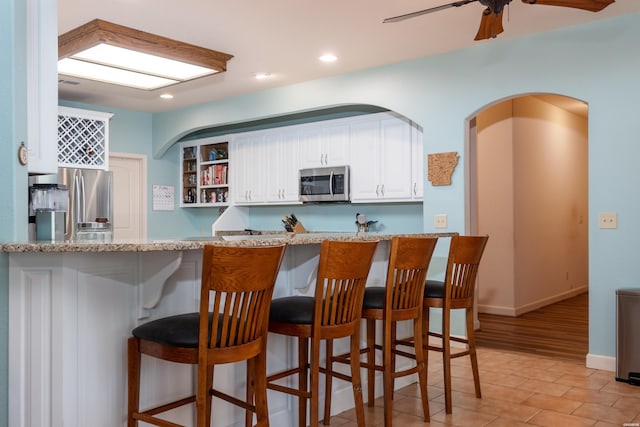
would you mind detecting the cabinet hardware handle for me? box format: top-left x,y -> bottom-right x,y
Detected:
376,184 -> 380,196
381,184 -> 385,196
413,183 -> 417,195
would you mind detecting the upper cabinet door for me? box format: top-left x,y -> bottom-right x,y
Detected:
350,113 -> 416,203
299,122 -> 350,168
232,133 -> 266,205
320,123 -> 350,166
378,116 -> 413,200
349,120 -> 382,201
411,126 -> 424,200
26,0 -> 58,174
264,130 -> 300,204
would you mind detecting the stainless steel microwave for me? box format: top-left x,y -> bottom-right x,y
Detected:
299,165 -> 350,202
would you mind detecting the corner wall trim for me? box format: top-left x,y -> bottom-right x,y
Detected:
478,286 -> 588,317
586,353 -> 616,372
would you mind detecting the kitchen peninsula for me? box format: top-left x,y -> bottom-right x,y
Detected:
3,232 -> 453,427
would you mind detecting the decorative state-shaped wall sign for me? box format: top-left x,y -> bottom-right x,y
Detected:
428,152 -> 459,186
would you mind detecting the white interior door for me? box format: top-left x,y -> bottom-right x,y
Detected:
109,152 -> 147,240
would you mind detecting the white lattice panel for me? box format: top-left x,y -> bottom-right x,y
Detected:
57,107 -> 113,169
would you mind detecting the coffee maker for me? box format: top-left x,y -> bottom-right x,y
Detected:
29,184 -> 69,242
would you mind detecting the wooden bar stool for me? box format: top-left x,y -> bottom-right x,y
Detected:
324,236 -> 438,427
266,240 -> 379,427
398,235 -> 488,414
127,244 -> 287,427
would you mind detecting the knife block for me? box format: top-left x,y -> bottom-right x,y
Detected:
290,222 -> 308,234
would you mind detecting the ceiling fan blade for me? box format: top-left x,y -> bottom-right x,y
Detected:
474,8 -> 505,40
520,0 -> 615,12
383,0 -> 478,23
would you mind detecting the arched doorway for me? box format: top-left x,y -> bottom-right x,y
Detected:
467,94 -> 589,360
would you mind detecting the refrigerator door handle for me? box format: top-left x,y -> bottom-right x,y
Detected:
77,172 -> 85,223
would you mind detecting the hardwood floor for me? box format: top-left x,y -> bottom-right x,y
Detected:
475,293 -> 589,362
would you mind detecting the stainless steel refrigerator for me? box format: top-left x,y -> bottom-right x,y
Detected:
29,168 -> 113,241
58,168 -> 113,241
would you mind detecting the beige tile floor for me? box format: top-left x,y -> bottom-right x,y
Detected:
328,347 -> 640,426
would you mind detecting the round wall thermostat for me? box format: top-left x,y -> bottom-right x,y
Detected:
18,143 -> 28,165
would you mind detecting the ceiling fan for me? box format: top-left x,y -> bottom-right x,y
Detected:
384,0 -> 615,41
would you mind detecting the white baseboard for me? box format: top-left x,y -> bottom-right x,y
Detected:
586,353 -> 616,372
478,285 -> 588,317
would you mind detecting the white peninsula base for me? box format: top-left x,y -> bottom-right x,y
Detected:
7,236 -> 437,427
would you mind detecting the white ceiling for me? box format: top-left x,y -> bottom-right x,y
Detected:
58,0 -> 640,113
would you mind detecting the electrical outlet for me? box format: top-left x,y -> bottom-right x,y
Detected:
599,212 -> 617,229
434,214 -> 447,229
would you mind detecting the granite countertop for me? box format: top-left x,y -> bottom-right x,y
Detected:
1,232 -> 456,253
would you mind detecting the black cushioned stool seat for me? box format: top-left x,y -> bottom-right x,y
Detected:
132,312 -> 217,348
424,280 -> 445,298
269,296 -> 315,325
362,287 -> 385,310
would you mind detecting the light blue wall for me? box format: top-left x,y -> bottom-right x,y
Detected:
248,203 -> 423,234
0,0 -> 28,424
2,9 -> 640,426
152,13 -> 640,360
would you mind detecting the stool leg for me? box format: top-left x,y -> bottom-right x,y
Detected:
253,351 -> 270,427
366,318 -> 376,407
382,319 -> 393,427
127,338 -> 140,427
246,357 -> 255,427
390,321 -> 397,401
197,364 -> 214,427
413,318 -> 430,422
349,329 -> 366,427
466,307 -> 481,399
422,305 -> 431,385
442,306 -> 452,414
323,339 -> 334,425
299,337 -> 309,427
310,335 -> 322,427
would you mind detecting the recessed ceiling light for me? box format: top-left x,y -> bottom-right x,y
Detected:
160,93 -> 174,99
253,72 -> 271,80
319,54 -> 337,63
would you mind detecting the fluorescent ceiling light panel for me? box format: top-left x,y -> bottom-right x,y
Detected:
70,44 -> 217,81
58,58 -> 179,90
58,19 -> 233,90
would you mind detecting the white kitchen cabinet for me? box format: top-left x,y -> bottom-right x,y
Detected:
58,106 -> 113,170
350,113 -> 414,203
232,133 -> 266,205
263,130 -> 300,204
180,111 -> 421,208
180,137 -> 230,207
26,0 -> 58,174
299,122 -> 350,168
411,125 -> 424,200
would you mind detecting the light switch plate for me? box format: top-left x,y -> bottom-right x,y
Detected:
434,214 -> 447,229
599,212 -> 617,229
